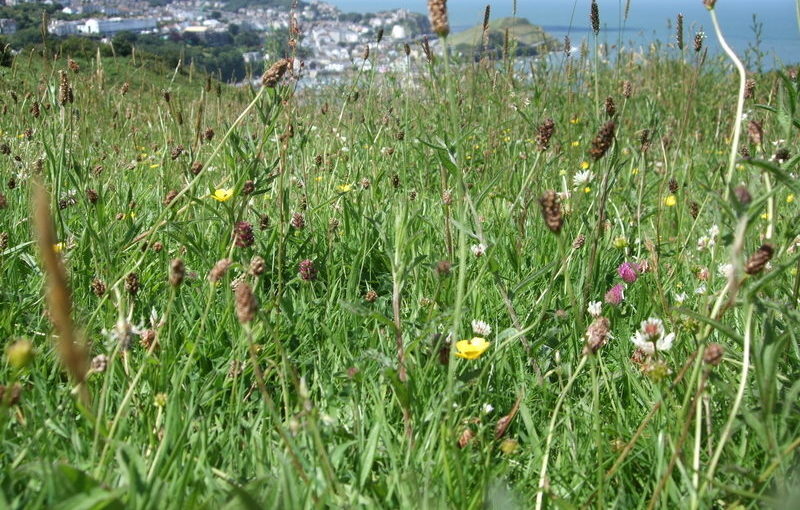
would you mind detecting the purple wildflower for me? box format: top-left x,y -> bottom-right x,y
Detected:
617,262 -> 639,284
605,284 -> 625,306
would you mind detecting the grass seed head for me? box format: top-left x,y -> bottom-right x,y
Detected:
590,0 -> 600,35
536,118 -> 555,151
539,190 -> 563,234
234,282 -> 257,324
262,58 -> 292,88
209,258 -> 233,283
427,0 -> 449,37
590,121 -> 615,160
125,272 -> 140,296
169,258 -> 185,287
744,244 -> 774,275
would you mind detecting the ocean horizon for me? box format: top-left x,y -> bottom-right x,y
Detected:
328,0 -> 800,66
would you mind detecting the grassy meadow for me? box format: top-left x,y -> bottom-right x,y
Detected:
1,4 -> 800,508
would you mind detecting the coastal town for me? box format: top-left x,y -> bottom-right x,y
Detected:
2,0 -> 433,78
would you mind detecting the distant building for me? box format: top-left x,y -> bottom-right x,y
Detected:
0,18 -> 17,35
78,17 -> 157,35
48,20 -> 82,36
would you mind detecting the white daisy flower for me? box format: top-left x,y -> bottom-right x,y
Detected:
572,169 -> 594,188
587,301 -> 602,317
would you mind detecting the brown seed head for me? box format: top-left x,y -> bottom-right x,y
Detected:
744,244 -> 774,275
457,427 -> 474,449
747,120 -> 763,147
604,96 -> 616,117
91,278 -> 106,297
590,121 -> 615,160
622,80 -> 633,98
744,79 -> 756,99
572,234 -> 586,249
86,188 -> 99,204
436,260 -> 452,276
364,289 -> 378,303
590,0 -> 600,35
536,118 -> 555,151
539,190 -> 563,234
427,0 -> 449,37
703,343 -> 725,366
234,282 -> 258,323
668,178 -> 679,194
0,231 -> 8,250
164,189 -> 179,206
169,258 -> 185,287
209,258 -> 232,282
676,14 -> 684,50
262,58 -> 292,88
734,185 -> 752,206
250,255 -> 266,276
125,272 -> 140,296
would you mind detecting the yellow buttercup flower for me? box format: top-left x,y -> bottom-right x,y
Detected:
455,337 -> 491,360
663,195 -> 677,207
336,183 -> 353,193
583,186 -> 592,194
580,161 -> 590,170
787,194 -> 795,204
211,188 -> 234,202
571,141 -> 580,147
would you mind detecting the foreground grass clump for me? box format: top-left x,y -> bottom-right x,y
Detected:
1,26 -> 800,509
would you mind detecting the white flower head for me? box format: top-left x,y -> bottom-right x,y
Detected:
718,263 -> 734,279
471,319 -> 492,336
471,243 -> 487,257
630,317 -> 676,354
587,301 -> 602,317
572,169 -> 594,188
708,224 -> 720,238
482,403 -> 494,414
695,283 -> 707,295
674,292 -> 687,305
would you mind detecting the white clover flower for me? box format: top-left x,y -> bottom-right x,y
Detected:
482,403 -> 494,414
695,283 -> 707,295
471,319 -> 492,336
697,236 -> 711,251
674,292 -> 687,304
587,301 -> 602,317
708,224 -> 720,238
718,263 -> 734,278
471,243 -> 487,257
572,169 -> 594,188
630,317 -> 676,354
